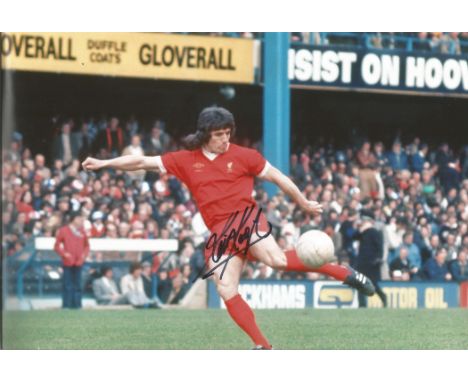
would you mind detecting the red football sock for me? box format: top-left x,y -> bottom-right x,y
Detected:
284,250 -> 351,281
224,294 -> 271,349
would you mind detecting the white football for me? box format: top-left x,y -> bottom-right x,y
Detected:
296,230 -> 336,268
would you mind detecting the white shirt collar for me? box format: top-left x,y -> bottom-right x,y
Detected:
201,143 -> 230,161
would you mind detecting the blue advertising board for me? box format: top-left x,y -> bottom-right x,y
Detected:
288,44 -> 468,97
207,279 -> 314,309
207,280 -> 460,309
367,282 -> 459,308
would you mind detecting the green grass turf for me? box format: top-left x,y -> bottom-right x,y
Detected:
3,308 -> 468,350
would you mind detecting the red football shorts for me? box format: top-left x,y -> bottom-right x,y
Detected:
204,205 -> 271,263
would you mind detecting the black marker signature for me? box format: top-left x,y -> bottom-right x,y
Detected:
193,206 -> 272,282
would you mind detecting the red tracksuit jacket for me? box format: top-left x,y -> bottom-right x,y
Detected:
54,225 -> 90,266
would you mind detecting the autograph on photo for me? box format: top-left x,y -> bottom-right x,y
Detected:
194,205 -> 272,281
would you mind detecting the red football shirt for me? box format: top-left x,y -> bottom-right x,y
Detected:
160,143 -> 267,230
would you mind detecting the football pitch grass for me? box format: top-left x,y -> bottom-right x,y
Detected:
3,308 -> 468,350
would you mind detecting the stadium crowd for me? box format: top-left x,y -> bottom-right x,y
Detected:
3,115 -> 468,305
183,32 -> 468,54
291,32 -> 468,54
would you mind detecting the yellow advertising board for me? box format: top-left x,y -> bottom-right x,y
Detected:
1,32 -> 255,84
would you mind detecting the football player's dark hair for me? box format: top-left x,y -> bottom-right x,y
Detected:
182,106 -> 236,150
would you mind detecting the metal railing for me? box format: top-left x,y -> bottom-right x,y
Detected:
5,237 -> 179,301
292,32 -> 468,55
169,32 -> 468,55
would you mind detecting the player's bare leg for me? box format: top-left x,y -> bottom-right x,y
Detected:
208,254 -> 245,301
248,232 -> 375,296
208,254 -> 272,349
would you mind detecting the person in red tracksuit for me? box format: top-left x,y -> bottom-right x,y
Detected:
54,213 -> 90,309
83,106 -> 376,349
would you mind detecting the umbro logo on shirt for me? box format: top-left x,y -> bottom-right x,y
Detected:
227,162 -> 233,173
193,162 -> 205,172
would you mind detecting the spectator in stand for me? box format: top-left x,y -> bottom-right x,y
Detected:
76,121 -> 96,162
373,142 -> 388,168
428,32 -> 443,52
398,231 -> 422,280
444,231 -> 459,262
436,143 -> 461,193
281,210 -> 303,249
90,211 -> 106,237
332,151 -> 348,188
448,32 -> 462,55
16,191 -> 35,224
120,262 -> 161,308
11,212 -> 28,243
144,120 -> 171,156
167,265 -> 192,304
433,32 -> 459,54
240,32 -> 255,39
412,32 -> 431,51
122,134 -> 146,182
157,270 -> 173,303
92,266 -> 127,305
290,154 -> 307,189
31,182 -> 43,212
449,247 -> 468,281
410,143 -> 429,174
291,32 -> 305,43
387,141 -> 409,171
416,223 -> 434,263
384,216 -> 406,267
6,133 -> 23,162
339,209 -> 359,267
141,261 -> 153,298
423,247 -> 452,281
52,159 -> 66,182
129,221 -> 145,239
54,212 -> 90,309
356,140 -> 378,199
53,121 -> 80,166
105,223 -> 118,238
389,246 -> 411,281
459,32 -> 468,44
96,117 -> 125,157
264,201 -> 286,238
34,154 -> 51,180
421,168 -> 437,197
21,146 -> 33,167
118,221 -> 131,238
124,114 -> 140,142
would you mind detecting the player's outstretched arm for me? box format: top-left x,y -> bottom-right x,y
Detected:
82,155 -> 161,172
260,166 -> 323,216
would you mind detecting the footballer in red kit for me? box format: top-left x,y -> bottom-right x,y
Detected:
83,106 -> 376,349
160,143 -> 267,229
159,143 -> 271,260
